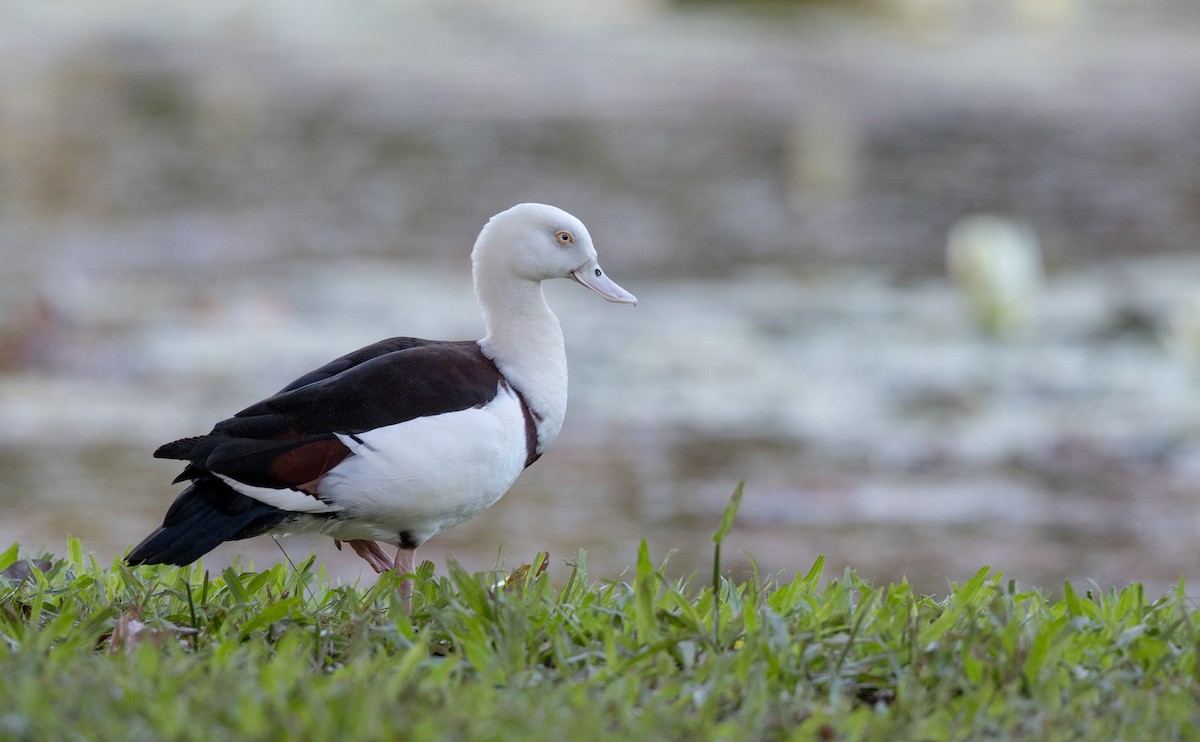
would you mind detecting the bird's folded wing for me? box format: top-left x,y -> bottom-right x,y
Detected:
156,341 -> 505,494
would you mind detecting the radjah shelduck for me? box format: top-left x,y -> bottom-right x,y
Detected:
127,203 -> 637,590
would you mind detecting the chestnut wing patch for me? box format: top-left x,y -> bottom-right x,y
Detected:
156,434 -> 351,490
265,438 -> 352,486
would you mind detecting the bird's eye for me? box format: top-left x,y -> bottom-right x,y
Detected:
555,230 -> 575,245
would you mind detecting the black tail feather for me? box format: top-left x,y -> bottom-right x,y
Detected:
127,476 -> 295,566
171,464 -> 202,484
154,436 -> 206,460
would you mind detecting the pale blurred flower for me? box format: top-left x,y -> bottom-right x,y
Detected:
946,215 -> 1044,339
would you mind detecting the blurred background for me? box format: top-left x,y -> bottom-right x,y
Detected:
2,0 -> 1200,594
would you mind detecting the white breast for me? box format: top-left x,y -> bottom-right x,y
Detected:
317,381 -> 529,545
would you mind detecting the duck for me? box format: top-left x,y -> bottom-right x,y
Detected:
127,203 -> 637,586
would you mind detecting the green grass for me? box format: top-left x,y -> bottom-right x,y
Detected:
2,533 -> 1200,741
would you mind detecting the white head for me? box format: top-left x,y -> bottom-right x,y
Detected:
472,203 -> 637,304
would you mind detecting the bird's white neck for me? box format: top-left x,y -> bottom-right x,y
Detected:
475,276 -> 568,452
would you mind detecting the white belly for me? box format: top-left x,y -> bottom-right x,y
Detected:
318,383 -> 529,546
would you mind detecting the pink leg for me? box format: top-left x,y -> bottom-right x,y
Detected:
337,539 -> 394,574
394,546 -> 415,610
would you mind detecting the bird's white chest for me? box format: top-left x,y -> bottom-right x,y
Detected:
319,383 -> 530,545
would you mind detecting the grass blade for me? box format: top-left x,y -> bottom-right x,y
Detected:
712,480 -> 745,545
712,481 -> 745,646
